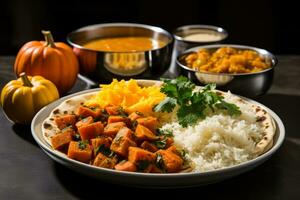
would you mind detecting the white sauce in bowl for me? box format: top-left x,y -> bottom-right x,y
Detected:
184,33 -> 224,42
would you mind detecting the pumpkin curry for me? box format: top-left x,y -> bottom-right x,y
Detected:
83,37 -> 166,52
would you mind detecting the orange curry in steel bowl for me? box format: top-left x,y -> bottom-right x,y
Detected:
184,46 -> 271,74
177,44 -> 277,97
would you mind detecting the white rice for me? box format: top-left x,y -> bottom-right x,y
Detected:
160,91 -> 263,172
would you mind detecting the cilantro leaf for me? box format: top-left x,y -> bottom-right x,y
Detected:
157,129 -> 173,137
154,97 -> 177,113
177,105 -> 205,127
78,140 -> 88,150
215,100 -> 242,116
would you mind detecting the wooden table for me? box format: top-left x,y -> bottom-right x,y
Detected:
0,56 -> 299,199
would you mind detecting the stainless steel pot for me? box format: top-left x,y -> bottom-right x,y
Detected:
169,25 -> 228,77
67,23 -> 173,83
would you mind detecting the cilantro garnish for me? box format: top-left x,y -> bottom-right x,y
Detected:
94,144 -> 115,157
137,160 -> 150,171
157,129 -> 173,137
155,153 -> 165,171
154,76 -> 241,127
153,138 -> 168,149
78,140 -> 88,150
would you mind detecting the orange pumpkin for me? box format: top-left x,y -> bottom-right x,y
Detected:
73,47 -> 97,74
14,30 -> 79,95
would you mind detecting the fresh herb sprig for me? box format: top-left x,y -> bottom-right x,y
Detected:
154,76 -> 241,127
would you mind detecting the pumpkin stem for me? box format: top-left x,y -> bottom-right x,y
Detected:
20,72 -> 33,87
42,30 -> 56,48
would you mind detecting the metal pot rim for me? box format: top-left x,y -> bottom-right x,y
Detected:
173,24 -> 228,43
67,23 -> 174,53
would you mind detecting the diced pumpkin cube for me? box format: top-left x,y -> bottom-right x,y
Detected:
140,141 -> 158,153
75,116 -> 94,129
136,117 -> 158,131
55,115 -> 76,130
115,161 -> 137,172
67,141 -> 92,163
78,122 -> 104,141
128,147 -> 156,172
128,111 -> 143,121
93,153 -> 117,169
135,124 -> 157,141
76,106 -> 101,118
91,137 -> 111,157
156,149 -> 183,173
166,145 -> 179,155
107,116 -> 129,124
150,164 -> 163,173
51,130 -> 73,150
103,122 -> 126,137
105,105 -> 121,115
110,127 -> 137,157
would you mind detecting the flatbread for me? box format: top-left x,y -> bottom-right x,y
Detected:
42,81 -> 276,156
42,92 -> 97,145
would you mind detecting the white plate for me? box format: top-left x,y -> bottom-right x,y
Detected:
31,81 -> 285,188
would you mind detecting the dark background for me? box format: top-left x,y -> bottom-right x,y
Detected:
0,0 -> 298,55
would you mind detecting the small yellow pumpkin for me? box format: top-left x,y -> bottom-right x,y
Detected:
1,73 -> 59,124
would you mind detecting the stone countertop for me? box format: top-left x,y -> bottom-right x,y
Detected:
0,56 -> 299,199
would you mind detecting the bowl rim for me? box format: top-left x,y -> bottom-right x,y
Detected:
176,44 -> 278,76
173,24 -> 228,43
66,23 -> 174,53
31,81 -> 285,179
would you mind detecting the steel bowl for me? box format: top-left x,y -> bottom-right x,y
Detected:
177,44 -> 277,97
67,23 -> 173,83
169,25 -> 228,77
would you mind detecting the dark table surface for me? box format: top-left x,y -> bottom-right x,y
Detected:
0,56 -> 299,199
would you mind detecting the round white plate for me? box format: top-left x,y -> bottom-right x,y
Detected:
31,81 -> 285,188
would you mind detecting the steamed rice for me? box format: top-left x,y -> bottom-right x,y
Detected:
160,92 -> 264,172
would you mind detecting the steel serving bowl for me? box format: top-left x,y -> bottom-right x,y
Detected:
169,25 -> 228,77
67,23 -> 173,83
177,44 -> 277,97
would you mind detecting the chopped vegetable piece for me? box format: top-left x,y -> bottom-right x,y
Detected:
107,116 -> 129,124
91,137 -> 111,156
105,105 -> 121,115
78,121 -> 104,141
78,140 -> 89,150
50,130 -> 73,150
103,122 -> 126,137
76,106 -> 101,118
140,141 -> 158,153
128,112 -> 143,121
166,145 -> 179,155
136,117 -> 158,131
54,115 -> 76,130
67,141 -> 92,163
110,127 -> 137,157
128,147 -> 156,172
75,116 -> 94,129
93,153 -> 117,169
115,161 -> 137,172
135,124 -> 157,141
154,136 -> 174,149
157,129 -> 173,137
156,149 -> 183,173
